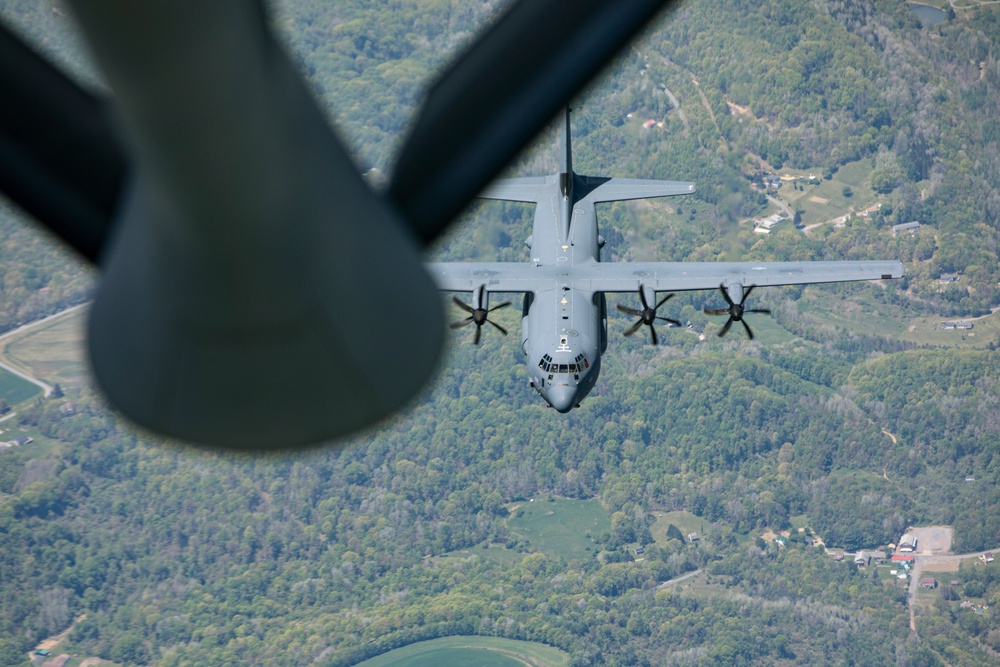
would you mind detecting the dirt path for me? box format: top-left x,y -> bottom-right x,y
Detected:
34,614 -> 85,652
661,87 -> 689,132
690,77 -> 722,137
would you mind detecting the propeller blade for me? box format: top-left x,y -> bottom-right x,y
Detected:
704,308 -> 729,316
488,301 -> 512,312
388,0 -> 678,244
657,316 -> 682,327
655,293 -> 675,309
746,308 -> 772,315
649,325 -> 659,346
741,319 -> 755,340
617,304 -> 643,317
487,319 -> 509,336
718,317 -> 734,338
718,284 -> 735,307
623,320 -> 644,337
450,317 -> 475,329
639,287 -> 650,311
743,284 -> 757,301
0,21 -> 127,261
452,296 -> 475,314
474,325 -> 482,345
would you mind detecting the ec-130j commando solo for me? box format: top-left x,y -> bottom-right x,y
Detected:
428,109 -> 905,413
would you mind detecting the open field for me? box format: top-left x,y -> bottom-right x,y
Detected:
798,285 -> 1000,349
353,636 -> 570,667
0,368 -> 41,406
798,287 -> 910,337
2,307 -> 89,389
507,496 -> 610,562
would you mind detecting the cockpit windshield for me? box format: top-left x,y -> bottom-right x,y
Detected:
537,353 -> 590,374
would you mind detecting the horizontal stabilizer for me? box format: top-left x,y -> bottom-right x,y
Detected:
478,176 -> 551,203
582,176 -> 695,203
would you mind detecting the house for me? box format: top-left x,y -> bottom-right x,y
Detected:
854,552 -> 869,567
891,554 -> 915,563
980,552 -> 994,564
775,536 -> 789,548
634,546 -> 644,556
871,550 -> 888,564
642,119 -> 656,128
833,552 -> 845,562
687,533 -> 699,542
920,578 -> 936,589
899,534 -> 918,552
753,214 -> 785,234
939,273 -> 959,284
892,221 -> 920,235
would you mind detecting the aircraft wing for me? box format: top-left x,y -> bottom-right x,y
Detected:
427,262 -> 555,293
577,259 -> 905,292
426,259 -> 905,294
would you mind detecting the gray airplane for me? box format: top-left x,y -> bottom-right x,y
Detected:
428,109 -> 905,412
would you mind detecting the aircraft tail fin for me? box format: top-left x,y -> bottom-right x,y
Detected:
560,106 -> 572,187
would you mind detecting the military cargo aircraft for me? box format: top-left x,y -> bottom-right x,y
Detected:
428,109 -> 905,412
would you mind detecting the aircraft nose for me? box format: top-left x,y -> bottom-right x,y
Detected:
547,384 -> 576,413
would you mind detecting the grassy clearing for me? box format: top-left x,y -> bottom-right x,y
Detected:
798,287 -> 909,337
780,159 -> 878,226
353,636 -> 570,667
3,307 -> 89,388
0,369 -> 41,405
704,313 -> 797,346
0,421 -> 61,455
650,510 -> 705,545
507,496 -> 610,562
433,543 -> 525,567
898,310 -> 1000,348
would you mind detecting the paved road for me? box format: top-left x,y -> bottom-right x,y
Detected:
657,568 -> 703,589
766,195 -> 793,220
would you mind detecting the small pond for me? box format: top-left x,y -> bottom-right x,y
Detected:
909,3 -> 949,27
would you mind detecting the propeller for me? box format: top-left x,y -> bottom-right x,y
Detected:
704,284 -> 771,340
0,0 -> 681,449
616,287 -> 680,345
451,286 -> 510,345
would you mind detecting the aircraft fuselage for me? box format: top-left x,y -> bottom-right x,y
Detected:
521,176 -> 604,412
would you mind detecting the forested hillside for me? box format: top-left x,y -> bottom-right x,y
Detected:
1,1 -> 999,666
